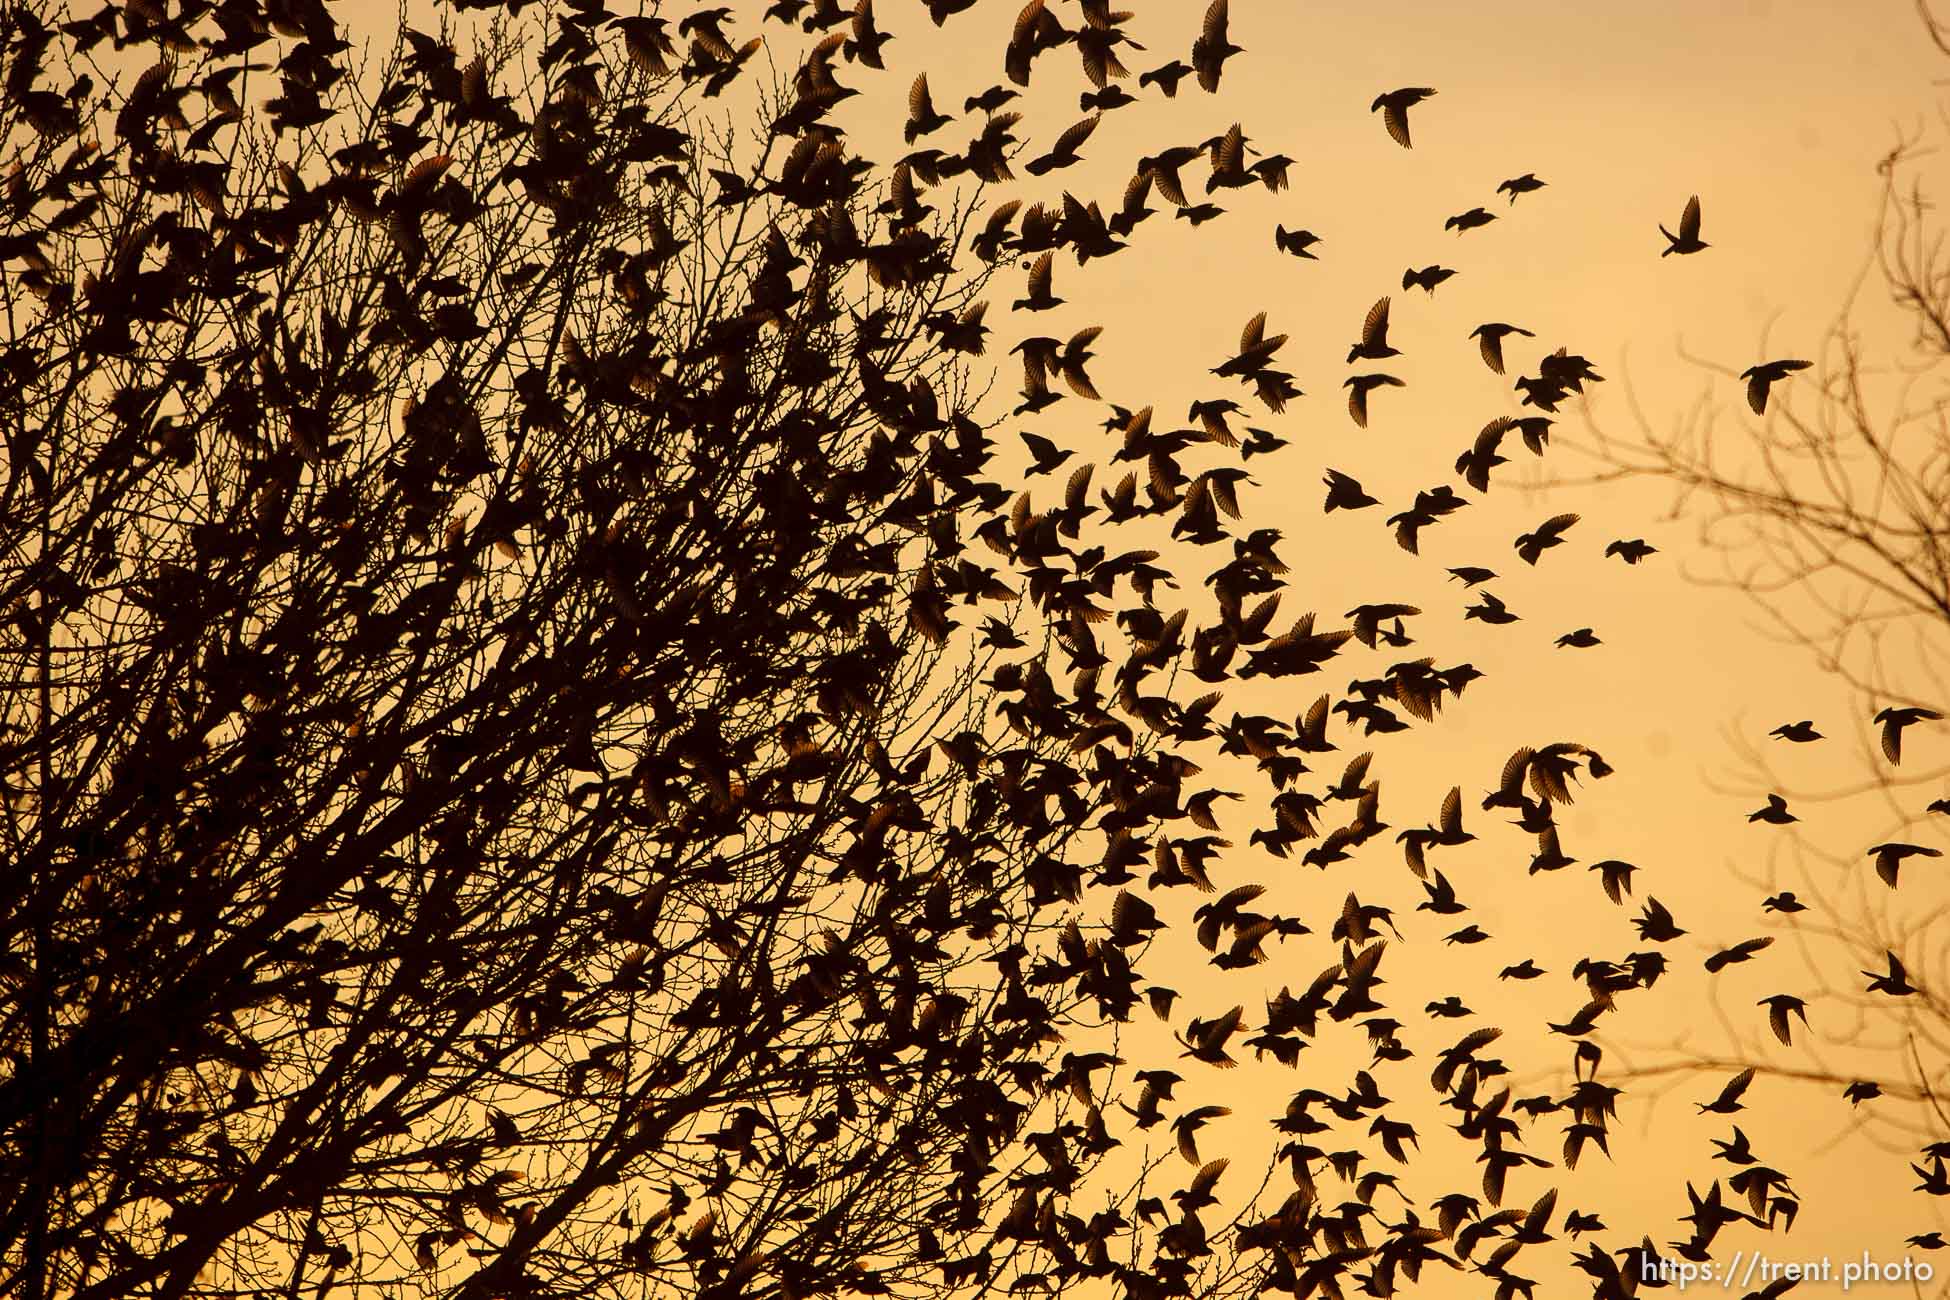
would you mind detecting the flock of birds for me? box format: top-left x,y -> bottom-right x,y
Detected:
21,0 -> 1944,1295
595,0 -> 1940,1293
884,1 -> 1944,1294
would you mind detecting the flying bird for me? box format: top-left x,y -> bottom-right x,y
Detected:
1497,172 -> 1545,203
1868,841 -> 1941,888
1191,0 -> 1242,93
1740,359 -> 1811,414
1874,706 -> 1942,764
1514,512 -> 1579,564
1347,297 -> 1399,363
1445,206 -> 1496,233
1605,538 -> 1657,564
1344,373 -> 1405,428
1758,993 -> 1807,1046
1469,322 -> 1534,375
1403,264 -> 1456,295
1660,194 -> 1707,255
1697,1067 -> 1756,1114
1275,224 -> 1322,259
1323,469 -> 1378,511
1769,720 -> 1821,742
904,73 -> 952,142
1747,794 -> 1796,825
1864,952 -> 1915,996
1372,86 -> 1436,148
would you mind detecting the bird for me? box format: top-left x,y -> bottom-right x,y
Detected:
1013,251 -> 1063,311
1025,114 -> 1101,175
1660,195 -> 1707,255
1019,431 -> 1074,477
1604,538 -> 1657,564
1447,566 -> 1495,586
1139,60 -> 1192,97
1874,706 -> 1942,764
1697,1067 -> 1756,1114
1371,86 -> 1436,148
1344,374 -> 1405,427
1177,1006 -> 1248,1074
1704,937 -> 1773,973
1761,891 -> 1807,913
1497,172 -> 1545,203
904,73 -> 952,142
1445,206 -> 1495,233
1740,359 -> 1811,414
1868,841 -> 1941,888
1402,264 -> 1456,295
1758,993 -> 1808,1046
1591,858 -> 1637,903
1514,513 -> 1579,564
1322,469 -> 1378,512
1769,720 -> 1822,742
1864,952 -> 1915,996
1274,225 -> 1321,259
1190,0 -> 1242,93
1556,628 -> 1600,649
1455,418 -> 1512,492
1747,794 -> 1796,824
1469,323 -> 1534,375
1463,591 -> 1518,625
1346,297 -> 1399,363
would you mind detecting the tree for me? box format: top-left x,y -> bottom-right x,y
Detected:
0,1 -> 1181,1295
1565,0 -> 1950,1219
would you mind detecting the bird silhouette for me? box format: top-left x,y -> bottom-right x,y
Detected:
1347,297 -> 1400,363
1275,224 -> 1322,259
1013,251 -> 1063,311
1868,841 -> 1941,887
1758,993 -> 1808,1046
1740,359 -> 1811,414
1514,513 -> 1579,564
1874,705 -> 1942,763
1865,952 -> 1915,996
1190,0 -> 1241,92
1445,206 -> 1496,233
1403,264 -> 1457,295
1140,59 -> 1192,96
1372,86 -> 1436,148
1769,720 -> 1822,742
1497,172 -> 1545,203
1747,794 -> 1796,824
1469,323 -> 1534,375
1604,538 -> 1657,564
1323,469 -> 1378,512
1455,418 -> 1513,492
1344,374 -> 1405,428
1660,194 -> 1707,255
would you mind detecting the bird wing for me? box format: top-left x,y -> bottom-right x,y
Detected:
1026,250 -> 1053,297
1240,309 -> 1267,352
1362,296 -> 1391,349
1050,111 -> 1102,159
908,72 -> 934,122
1382,101 -> 1412,148
1680,194 -> 1701,241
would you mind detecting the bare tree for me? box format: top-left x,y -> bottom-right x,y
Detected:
0,2 -> 1196,1296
